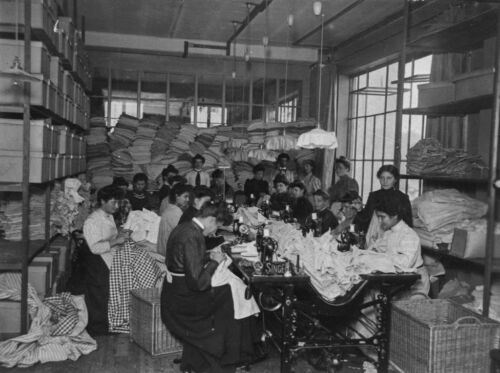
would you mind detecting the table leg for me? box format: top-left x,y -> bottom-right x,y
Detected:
280,284 -> 296,373
375,285 -> 391,373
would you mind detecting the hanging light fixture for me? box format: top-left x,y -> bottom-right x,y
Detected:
0,0 -> 41,84
297,1 -> 338,150
266,2 -> 297,151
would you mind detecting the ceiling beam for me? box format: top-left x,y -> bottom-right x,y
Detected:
226,0 -> 274,56
293,0 -> 366,46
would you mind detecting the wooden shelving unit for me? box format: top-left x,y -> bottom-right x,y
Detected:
408,7 -> 498,53
400,2 -> 500,316
402,94 -> 493,116
0,0 -> 90,335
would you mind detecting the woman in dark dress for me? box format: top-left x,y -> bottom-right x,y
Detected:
354,164 -> 412,233
161,203 -> 257,373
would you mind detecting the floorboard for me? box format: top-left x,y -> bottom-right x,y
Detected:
0,334 -> 393,372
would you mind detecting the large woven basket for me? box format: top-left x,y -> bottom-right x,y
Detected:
130,287 -> 183,357
390,299 -> 500,373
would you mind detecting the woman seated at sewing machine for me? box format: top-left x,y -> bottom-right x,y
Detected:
269,174 -> 293,212
161,203 -> 259,373
368,190 -> 429,297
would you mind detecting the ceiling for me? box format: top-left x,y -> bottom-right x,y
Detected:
79,0 -> 405,49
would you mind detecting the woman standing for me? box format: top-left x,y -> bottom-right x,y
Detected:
161,203 -> 257,373
301,160 -> 322,204
354,164 -> 412,233
328,156 -> 359,203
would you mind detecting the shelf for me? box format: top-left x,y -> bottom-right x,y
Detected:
0,28 -> 90,93
403,94 -> 493,116
408,7 -> 498,53
0,104 -> 87,133
401,174 -> 489,184
0,239 -> 49,271
422,246 -> 500,274
0,183 -> 23,192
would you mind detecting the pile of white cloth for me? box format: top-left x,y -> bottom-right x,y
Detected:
0,190 -> 46,241
412,189 -> 488,248
268,221 -> 415,301
122,209 -> 161,244
0,273 -> 97,368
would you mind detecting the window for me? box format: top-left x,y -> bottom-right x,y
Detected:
190,105 -> 227,128
348,56 -> 432,201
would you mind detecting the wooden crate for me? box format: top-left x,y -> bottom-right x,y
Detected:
130,288 -> 183,357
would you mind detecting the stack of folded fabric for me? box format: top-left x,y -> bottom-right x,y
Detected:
87,118 -> 113,188
0,190 -> 46,240
129,118 -> 160,165
111,149 -> 134,181
108,114 -> 139,151
412,189 -> 488,249
407,138 -> 488,177
151,121 -> 181,162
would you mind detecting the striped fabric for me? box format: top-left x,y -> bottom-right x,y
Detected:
0,274 -> 97,368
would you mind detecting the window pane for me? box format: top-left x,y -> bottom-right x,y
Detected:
384,112 -> 396,160
142,72 -> 167,118
374,115 -> 384,160
356,118 -> 365,160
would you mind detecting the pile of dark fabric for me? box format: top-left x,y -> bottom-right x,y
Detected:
407,138 -> 488,177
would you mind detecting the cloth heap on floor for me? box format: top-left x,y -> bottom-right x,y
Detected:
0,273 -> 97,368
50,178 -> 89,237
407,138 -> 488,177
412,189 -> 488,248
0,190 -> 45,241
268,221 -> 415,301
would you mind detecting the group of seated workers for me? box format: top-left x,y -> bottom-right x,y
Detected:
76,150 -> 428,372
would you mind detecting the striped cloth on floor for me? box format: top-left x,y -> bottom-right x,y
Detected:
108,240 -> 164,333
0,274 -> 97,368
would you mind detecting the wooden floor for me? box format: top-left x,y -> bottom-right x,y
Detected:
0,334 -> 391,373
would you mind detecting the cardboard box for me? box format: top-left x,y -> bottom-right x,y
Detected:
49,237 -> 70,273
29,261 -> 51,298
453,68 -> 494,101
450,227 -> 500,259
33,252 -> 58,286
0,150 -> 53,183
418,81 -> 455,108
0,300 -> 28,335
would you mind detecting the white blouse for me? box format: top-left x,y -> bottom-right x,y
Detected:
369,220 -> 423,270
83,208 -> 118,268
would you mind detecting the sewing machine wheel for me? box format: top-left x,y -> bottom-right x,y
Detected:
258,288 -> 282,312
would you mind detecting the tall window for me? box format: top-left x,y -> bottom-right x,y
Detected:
348,56 -> 432,201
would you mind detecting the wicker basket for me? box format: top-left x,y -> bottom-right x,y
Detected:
390,299 -> 500,373
130,288 -> 183,356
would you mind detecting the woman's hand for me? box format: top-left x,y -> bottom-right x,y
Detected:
111,235 -> 126,247
210,250 -> 226,264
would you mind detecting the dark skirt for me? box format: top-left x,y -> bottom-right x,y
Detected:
161,277 -> 257,372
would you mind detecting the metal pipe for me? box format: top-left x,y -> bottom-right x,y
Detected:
21,0 -> 31,334
394,0 -> 410,169
483,7 -> 500,317
226,0 -> 274,56
293,0 -> 365,46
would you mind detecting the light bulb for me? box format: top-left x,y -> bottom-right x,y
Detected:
232,71 -> 236,79
262,35 -> 269,46
313,1 -> 322,16
287,14 -> 294,27
245,51 -> 250,62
